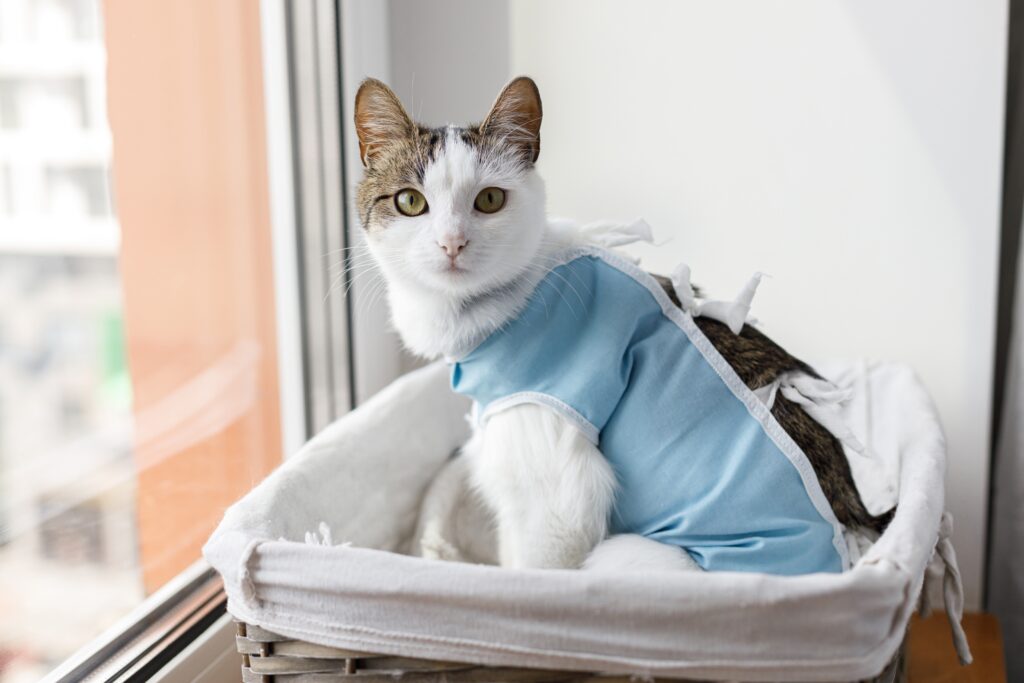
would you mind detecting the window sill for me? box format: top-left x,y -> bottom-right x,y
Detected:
42,560 -> 227,683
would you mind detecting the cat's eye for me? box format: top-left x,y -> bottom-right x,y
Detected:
474,187 -> 506,214
395,189 -> 428,216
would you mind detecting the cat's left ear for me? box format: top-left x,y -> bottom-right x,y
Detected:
354,78 -> 414,166
481,76 -> 542,163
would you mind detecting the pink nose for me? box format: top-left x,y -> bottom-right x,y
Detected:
438,235 -> 468,258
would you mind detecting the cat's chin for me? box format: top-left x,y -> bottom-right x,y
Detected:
423,271 -> 491,298
417,260 -> 504,297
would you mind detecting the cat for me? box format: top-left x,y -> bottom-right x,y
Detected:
353,75 -> 890,572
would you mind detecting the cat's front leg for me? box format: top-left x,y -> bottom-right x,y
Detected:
469,403 -> 616,569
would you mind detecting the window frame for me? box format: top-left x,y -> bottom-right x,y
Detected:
286,0 -> 355,436
41,562 -> 225,683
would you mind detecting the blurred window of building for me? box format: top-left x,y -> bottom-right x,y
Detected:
0,1 -> 137,679
0,0 -> 286,680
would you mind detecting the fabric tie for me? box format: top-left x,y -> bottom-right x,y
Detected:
919,512 -> 973,666
754,372 -> 870,457
670,263 -> 764,335
580,218 -> 654,252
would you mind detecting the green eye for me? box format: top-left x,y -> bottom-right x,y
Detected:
395,189 -> 428,216
474,187 -> 506,214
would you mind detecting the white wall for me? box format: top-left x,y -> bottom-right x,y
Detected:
511,0 -> 1007,608
388,0 -> 510,127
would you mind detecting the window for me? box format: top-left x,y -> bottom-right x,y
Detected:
0,1 -> 366,679
0,1 -> 138,678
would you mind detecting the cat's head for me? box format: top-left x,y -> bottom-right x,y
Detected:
354,76 -> 546,298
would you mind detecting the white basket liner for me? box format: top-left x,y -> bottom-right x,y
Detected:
205,360 -> 960,681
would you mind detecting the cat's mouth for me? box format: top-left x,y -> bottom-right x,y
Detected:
438,257 -> 469,276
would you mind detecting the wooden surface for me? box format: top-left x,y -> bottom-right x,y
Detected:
909,612 -> 1005,682
104,0 -> 282,591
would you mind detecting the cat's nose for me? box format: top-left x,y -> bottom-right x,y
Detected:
438,235 -> 468,258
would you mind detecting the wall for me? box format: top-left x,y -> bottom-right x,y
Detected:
511,0 -> 1007,608
387,0 -> 511,127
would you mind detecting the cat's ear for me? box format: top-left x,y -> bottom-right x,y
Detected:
354,78 -> 414,166
481,76 -> 542,163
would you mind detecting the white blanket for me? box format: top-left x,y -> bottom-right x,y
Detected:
204,360 -> 969,681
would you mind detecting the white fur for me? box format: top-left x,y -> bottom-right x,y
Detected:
412,438 -> 498,565
465,404 -> 616,569
363,128 -> 693,571
583,534 -> 702,573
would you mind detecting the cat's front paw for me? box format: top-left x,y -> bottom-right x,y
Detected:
419,523 -> 463,562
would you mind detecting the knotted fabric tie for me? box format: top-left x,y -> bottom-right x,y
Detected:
670,263 -> 764,335
754,372 -> 869,457
580,218 -> 654,263
919,512 -> 973,666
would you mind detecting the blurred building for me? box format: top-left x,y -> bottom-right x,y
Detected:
0,1 -> 141,681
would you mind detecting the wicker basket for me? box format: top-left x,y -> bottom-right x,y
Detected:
234,620 -> 906,683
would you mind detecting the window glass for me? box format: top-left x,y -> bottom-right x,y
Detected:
0,1 -> 138,679
0,0 -> 286,679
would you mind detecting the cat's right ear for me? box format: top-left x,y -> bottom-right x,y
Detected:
481,76 -> 542,163
354,78 -> 414,166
